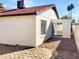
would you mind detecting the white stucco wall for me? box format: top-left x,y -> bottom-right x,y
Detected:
0,8 -> 58,47
61,19 -> 72,38
36,9 -> 58,46
0,15 -> 36,47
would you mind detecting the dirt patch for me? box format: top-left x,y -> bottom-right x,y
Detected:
0,44 -> 32,55
51,50 -> 79,59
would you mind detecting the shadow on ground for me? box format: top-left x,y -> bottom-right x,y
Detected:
56,38 -> 78,52
41,37 -> 78,52
40,34 -> 79,59
48,37 -> 79,59
0,44 -> 32,55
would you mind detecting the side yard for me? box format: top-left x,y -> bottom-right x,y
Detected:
0,37 -> 78,59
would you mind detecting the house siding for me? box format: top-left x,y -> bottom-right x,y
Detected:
36,9 -> 58,46
0,8 -> 58,47
0,15 -> 36,47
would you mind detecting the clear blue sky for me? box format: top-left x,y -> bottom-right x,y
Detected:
0,0 -> 79,21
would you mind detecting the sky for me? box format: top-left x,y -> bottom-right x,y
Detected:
0,0 -> 79,22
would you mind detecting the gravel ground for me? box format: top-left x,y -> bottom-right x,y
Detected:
50,50 -> 79,59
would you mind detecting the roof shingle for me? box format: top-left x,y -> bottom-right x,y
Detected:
0,4 -> 55,16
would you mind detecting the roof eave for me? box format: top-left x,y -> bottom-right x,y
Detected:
0,12 -> 36,17
52,6 -> 59,19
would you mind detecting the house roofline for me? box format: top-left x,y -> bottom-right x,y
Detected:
52,6 -> 59,19
0,4 -> 59,18
0,12 -> 36,17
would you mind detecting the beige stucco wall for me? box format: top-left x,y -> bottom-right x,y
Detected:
0,15 -> 36,47
72,24 -> 79,51
52,22 -> 62,35
56,23 -> 62,35
36,9 -> 58,46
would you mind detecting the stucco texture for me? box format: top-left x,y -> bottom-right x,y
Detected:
0,15 -> 36,47
0,9 -> 58,47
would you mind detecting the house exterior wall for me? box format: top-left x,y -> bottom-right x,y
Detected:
61,19 -> 72,38
72,23 -> 79,51
36,9 -> 58,46
52,22 -> 62,35
0,15 -> 36,47
56,23 -> 62,35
